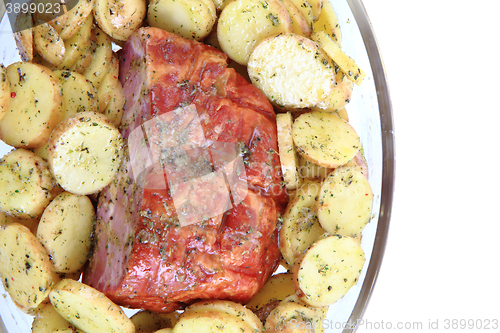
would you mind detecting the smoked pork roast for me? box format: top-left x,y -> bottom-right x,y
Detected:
82,27 -> 287,312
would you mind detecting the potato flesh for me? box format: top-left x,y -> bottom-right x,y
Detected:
147,0 -> 216,40
47,112 -> 122,195
294,235 -> 365,307
279,180 -> 324,266
218,0 -> 292,65
317,165 -> 373,236
245,273 -> 295,311
37,192 -> 95,273
49,279 -> 135,333
0,223 -> 60,310
0,62 -> 64,149
276,112 -> 301,190
292,111 -> 360,168
0,149 -> 55,219
247,34 -> 334,108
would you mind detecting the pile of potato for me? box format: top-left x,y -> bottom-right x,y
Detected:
0,0 -> 373,331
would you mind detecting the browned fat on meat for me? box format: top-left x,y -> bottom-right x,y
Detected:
82,27 -> 288,312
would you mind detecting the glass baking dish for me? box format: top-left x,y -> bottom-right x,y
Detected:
0,0 -> 394,331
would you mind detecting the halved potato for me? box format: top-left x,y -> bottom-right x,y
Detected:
218,0 -> 292,65
147,0 -> 216,40
47,112 -> 123,195
279,180 -> 324,267
312,31 -> 365,85
37,192 -> 95,273
70,28 -> 96,74
0,223 -> 60,311
83,28 -> 113,89
292,111 -> 360,168
280,0 -> 311,37
276,112 -> 301,190
297,155 -> 332,179
173,310 -> 255,333
0,211 -> 39,234
311,69 -> 353,112
245,273 -> 295,312
287,0 -> 313,28
293,235 -> 365,307
49,279 -> 135,333
186,300 -> 263,332
34,21 -> 66,67
0,149 -> 56,219
0,62 -> 64,149
31,303 -> 77,333
247,33 -> 334,108
264,296 -> 321,332
53,69 -> 99,119
0,64 -> 9,121
312,0 -> 341,45
94,0 -> 146,41
57,14 -> 93,70
58,0 -> 95,40
317,165 -> 372,236
131,310 -> 179,332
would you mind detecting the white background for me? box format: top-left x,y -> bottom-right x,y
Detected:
358,0 -> 500,332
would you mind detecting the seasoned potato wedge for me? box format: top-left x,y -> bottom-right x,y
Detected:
292,111 -> 360,168
53,69 -> 99,119
317,165 -> 372,236
0,211 -> 39,234
57,0 -> 95,40
0,149 -> 56,219
311,70 -> 353,112
131,310 -> 179,332
293,235 -> 365,307
13,11 -> 34,62
287,0 -> 313,28
154,329 -> 173,333
173,310 -> 255,333
312,31 -> 365,85
97,68 -> 121,114
297,155 -> 332,179
0,64 -> 9,121
0,62 -> 64,149
47,112 -> 123,195
83,28 -> 113,89
245,273 -> 295,311
147,0 -> 216,40
31,303 -> 77,333
312,0 -> 341,45
69,28 -> 96,74
264,296 -> 321,332
280,0 -> 311,37
247,33 -> 334,108
34,21 -> 66,67
0,223 -> 60,310
279,180 -> 324,266
276,112 -> 301,190
49,279 -> 135,333
94,0 -> 146,41
57,14 -> 93,70
218,0 -> 292,65
37,192 -> 95,273
186,300 -> 263,332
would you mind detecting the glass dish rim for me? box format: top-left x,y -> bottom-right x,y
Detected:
343,0 -> 394,332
